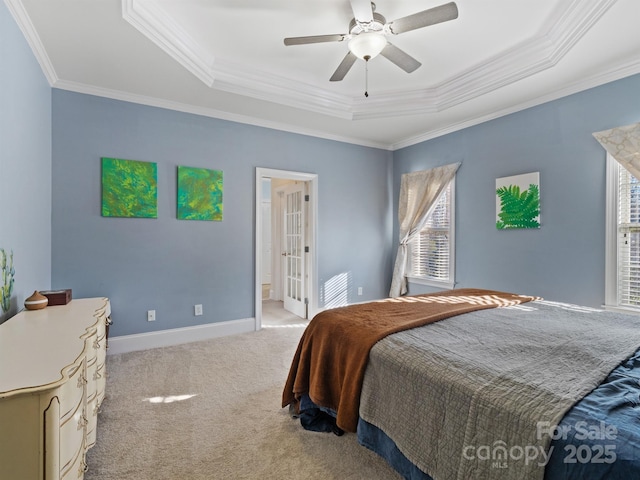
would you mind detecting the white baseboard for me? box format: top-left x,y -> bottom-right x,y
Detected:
107,317 -> 256,355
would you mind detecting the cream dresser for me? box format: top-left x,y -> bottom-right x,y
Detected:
0,298 -> 110,480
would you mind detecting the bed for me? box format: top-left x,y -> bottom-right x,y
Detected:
282,288 -> 640,480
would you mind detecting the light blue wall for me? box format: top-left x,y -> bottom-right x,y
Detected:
0,2 -> 51,323
394,74 -> 640,307
7,0 -> 640,330
51,91 -> 393,336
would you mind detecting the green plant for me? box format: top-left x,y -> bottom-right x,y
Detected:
1,248 -> 15,312
496,183 -> 540,229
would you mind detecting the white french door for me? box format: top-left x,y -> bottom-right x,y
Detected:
261,200 -> 272,287
282,183 -> 306,318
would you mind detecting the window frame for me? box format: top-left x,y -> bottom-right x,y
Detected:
605,153 -> 640,313
405,178 -> 456,289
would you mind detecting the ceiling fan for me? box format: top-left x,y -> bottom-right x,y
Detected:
284,0 -> 458,83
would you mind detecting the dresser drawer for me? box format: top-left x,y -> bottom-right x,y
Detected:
86,353 -> 97,404
95,330 -> 107,364
58,360 -> 86,422
85,337 -> 97,366
95,361 -> 106,401
86,379 -> 100,449
59,390 -> 86,474
60,436 -> 86,480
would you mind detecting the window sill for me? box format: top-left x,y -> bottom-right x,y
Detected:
603,304 -> 640,316
406,276 -> 455,290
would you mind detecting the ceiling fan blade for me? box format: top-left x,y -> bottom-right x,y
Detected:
330,51 -> 357,81
380,43 -> 421,73
284,34 -> 347,46
388,2 -> 458,35
349,0 -> 373,23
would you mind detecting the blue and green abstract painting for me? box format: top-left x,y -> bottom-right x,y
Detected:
177,166 -> 223,221
101,157 -> 158,218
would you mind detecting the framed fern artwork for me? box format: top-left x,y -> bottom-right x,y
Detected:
495,172 -> 540,229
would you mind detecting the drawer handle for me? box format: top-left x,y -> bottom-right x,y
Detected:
79,459 -> 88,476
78,414 -> 88,430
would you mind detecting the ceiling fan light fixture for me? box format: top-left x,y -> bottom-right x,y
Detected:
348,32 -> 387,60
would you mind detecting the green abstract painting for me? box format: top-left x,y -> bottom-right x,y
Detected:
496,172 -> 540,229
177,166 -> 223,221
101,157 -> 158,218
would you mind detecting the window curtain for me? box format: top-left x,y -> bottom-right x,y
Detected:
389,162 -> 461,298
593,122 -> 640,179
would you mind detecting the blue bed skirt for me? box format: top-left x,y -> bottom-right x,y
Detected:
355,348 -> 640,480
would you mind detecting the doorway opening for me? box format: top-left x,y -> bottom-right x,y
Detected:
255,168 -> 318,330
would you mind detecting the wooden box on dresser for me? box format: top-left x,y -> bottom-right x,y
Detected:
0,298 -> 111,480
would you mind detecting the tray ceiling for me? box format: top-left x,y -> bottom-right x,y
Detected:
7,0 -> 640,149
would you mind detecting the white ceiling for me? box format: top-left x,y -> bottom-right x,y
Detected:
7,0 -> 640,150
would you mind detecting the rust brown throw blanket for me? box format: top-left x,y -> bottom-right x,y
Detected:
282,288 -> 537,432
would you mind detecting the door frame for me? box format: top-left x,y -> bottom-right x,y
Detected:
255,168 -> 318,330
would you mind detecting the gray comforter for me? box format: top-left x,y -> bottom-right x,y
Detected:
359,300 -> 640,480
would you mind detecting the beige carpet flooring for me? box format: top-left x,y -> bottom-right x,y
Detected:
85,308 -> 401,480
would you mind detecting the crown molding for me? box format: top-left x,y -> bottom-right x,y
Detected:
8,0 -> 632,152
211,59 -> 354,120
121,0 -> 616,122
121,0 -> 215,86
353,0 -> 617,118
391,56 -> 640,151
51,79 -> 392,150
424,0 -> 616,112
122,0 -> 359,119
52,54 -> 640,154
546,0 -> 616,62
4,0 -> 58,85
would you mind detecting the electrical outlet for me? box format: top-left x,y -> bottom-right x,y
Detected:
357,287 -> 363,296
147,310 -> 156,322
194,304 -> 203,316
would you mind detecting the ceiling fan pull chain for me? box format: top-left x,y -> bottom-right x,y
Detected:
364,56 -> 370,98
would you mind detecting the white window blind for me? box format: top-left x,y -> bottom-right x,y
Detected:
408,181 -> 454,285
617,165 -> 640,307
